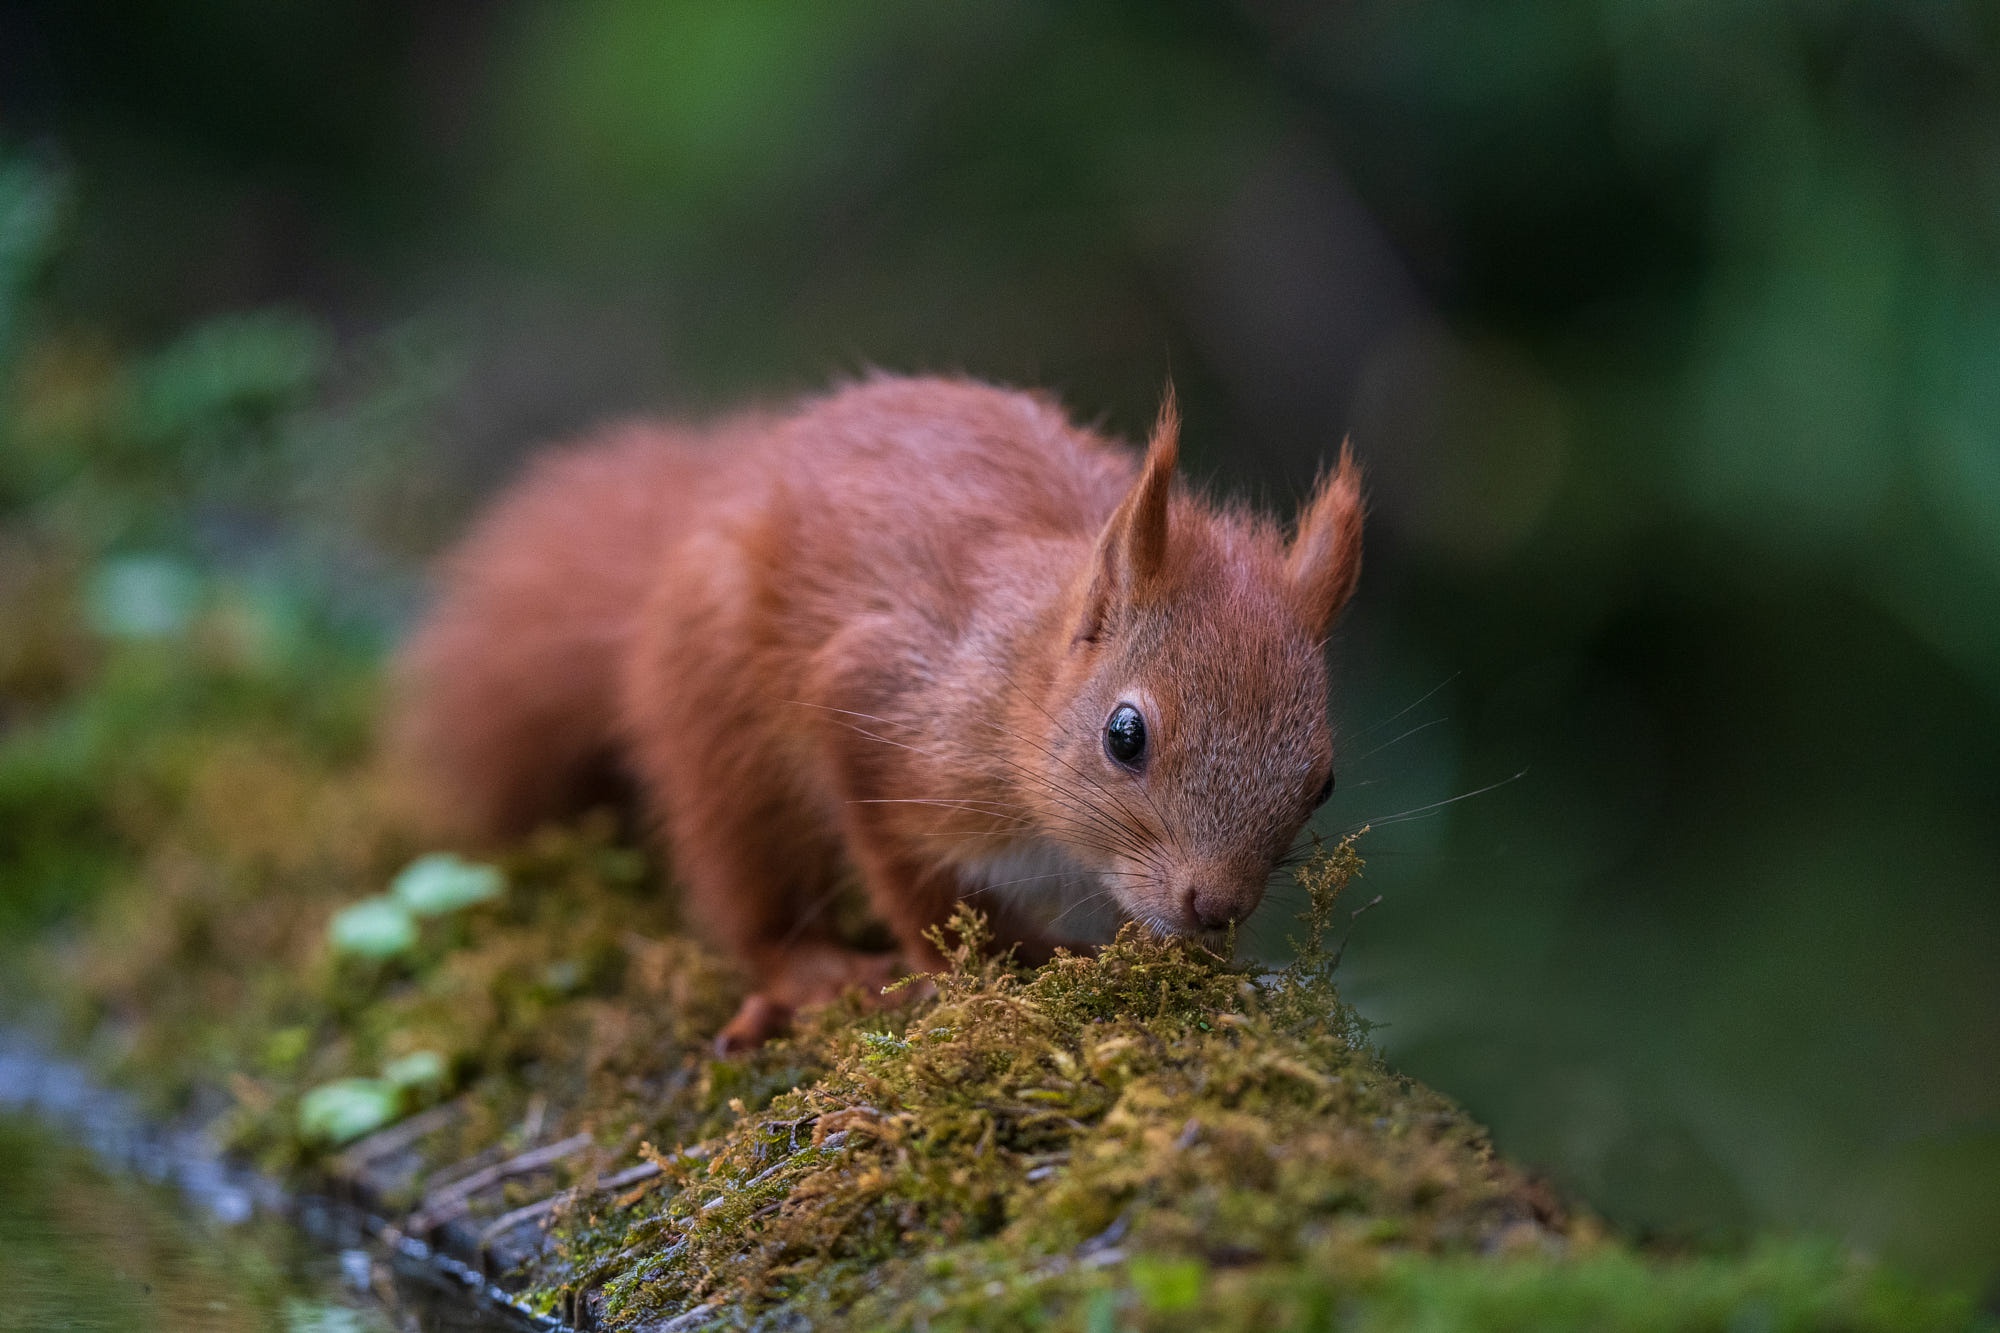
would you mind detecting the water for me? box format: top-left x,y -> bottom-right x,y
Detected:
0,1041 -> 531,1333
0,1114 -> 383,1331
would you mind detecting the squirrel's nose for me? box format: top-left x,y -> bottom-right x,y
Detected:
1185,885 -> 1245,932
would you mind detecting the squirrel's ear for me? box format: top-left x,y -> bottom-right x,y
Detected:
1287,442 -> 1364,638
1075,388 -> 1178,644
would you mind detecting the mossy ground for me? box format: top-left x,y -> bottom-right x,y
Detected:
0,602 -> 1982,1331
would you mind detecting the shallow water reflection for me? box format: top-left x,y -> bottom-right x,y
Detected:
0,1115 -> 518,1332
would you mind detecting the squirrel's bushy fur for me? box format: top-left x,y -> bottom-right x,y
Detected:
392,376 -> 1362,1047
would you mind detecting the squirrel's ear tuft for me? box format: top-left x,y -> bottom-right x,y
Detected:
1287,442 -> 1364,638
1075,387 -> 1179,643
1127,386 -> 1179,584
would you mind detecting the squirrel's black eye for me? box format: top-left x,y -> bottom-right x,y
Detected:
1314,771 -> 1336,808
1104,703 -> 1147,769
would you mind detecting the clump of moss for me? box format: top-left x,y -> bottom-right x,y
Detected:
9,670 -> 1983,1332
503,842 -> 1982,1333
530,844 -> 1569,1330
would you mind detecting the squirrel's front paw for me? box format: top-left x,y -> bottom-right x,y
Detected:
714,992 -> 793,1053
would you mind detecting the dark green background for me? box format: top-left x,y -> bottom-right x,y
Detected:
4,0 -> 1996,1290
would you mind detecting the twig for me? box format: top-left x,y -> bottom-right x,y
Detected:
519,1092 -> 547,1145
1326,894 -> 1383,972
420,1142 -> 509,1196
474,1160 -> 663,1249
406,1131 -> 594,1234
641,1302 -> 719,1333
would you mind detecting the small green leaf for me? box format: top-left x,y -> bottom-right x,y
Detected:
861,1031 -> 909,1061
390,852 -> 504,917
86,555 -> 202,640
263,1025 -> 310,1072
282,1297 -> 377,1333
1130,1256 -> 1205,1312
1085,1288 -> 1119,1333
328,896 -> 417,959
298,1078 -> 399,1144
381,1049 -> 447,1091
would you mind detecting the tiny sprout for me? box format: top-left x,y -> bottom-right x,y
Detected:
391,852 -> 505,917
298,1078 -> 398,1145
328,896 -> 417,959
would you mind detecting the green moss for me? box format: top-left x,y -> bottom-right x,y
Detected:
524,859 -> 1545,1329
4,651 -> 1983,1330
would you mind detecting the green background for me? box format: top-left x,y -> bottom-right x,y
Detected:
3,0 -> 1996,1294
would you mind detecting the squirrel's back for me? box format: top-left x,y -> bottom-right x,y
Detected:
391,377 -> 1132,839
390,417 -> 726,837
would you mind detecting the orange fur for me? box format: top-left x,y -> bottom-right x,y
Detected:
391,376 -> 1363,1048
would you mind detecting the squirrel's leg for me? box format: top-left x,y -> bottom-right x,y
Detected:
719,945 -> 902,1052
838,815 -> 959,979
660,779 -> 905,1051
803,626 -> 963,977
626,578 -> 904,1051
669,803 -> 902,1050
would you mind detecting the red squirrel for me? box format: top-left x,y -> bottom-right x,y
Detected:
392,376 -> 1362,1049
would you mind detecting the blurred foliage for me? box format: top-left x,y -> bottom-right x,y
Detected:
0,154 -> 437,944
2,0 -> 1998,1302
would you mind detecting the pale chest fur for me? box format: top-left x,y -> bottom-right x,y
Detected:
945,837 -> 1126,945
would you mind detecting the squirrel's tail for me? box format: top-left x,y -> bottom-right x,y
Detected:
387,423 -> 705,841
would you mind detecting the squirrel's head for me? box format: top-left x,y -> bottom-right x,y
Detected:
1036,392 -> 1363,939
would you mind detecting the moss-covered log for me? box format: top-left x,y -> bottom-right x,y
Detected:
0,626 -> 1979,1329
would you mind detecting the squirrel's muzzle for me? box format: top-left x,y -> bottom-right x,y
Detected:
1177,866 -> 1269,933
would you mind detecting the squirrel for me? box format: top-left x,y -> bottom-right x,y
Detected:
391,375 -> 1363,1049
